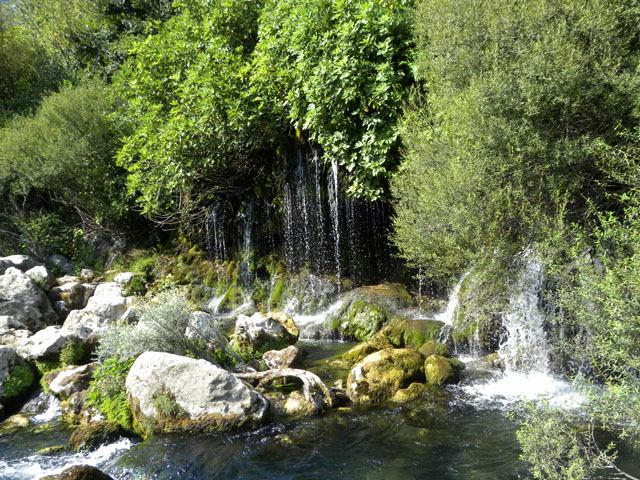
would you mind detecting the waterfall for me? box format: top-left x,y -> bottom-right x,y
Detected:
459,255 -> 582,408
206,203 -> 227,261
328,158 -> 342,283
498,258 -> 550,374
434,271 -> 470,325
238,200 -> 255,287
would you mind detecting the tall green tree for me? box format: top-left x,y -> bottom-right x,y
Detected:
0,80 -> 130,229
0,8 -> 64,122
113,0 -> 416,220
393,0 -> 640,284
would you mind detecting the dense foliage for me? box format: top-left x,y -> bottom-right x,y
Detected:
392,0 -> 640,476
393,0 -> 640,283
0,80 -> 129,226
114,0 -> 415,218
2,0 -> 640,477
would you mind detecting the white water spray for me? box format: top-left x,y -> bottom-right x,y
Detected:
434,271 -> 470,325
458,255 -> 582,409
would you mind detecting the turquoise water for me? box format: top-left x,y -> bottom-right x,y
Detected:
1,342 -> 639,479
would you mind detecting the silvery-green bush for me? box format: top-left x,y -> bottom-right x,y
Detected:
95,290 -> 235,365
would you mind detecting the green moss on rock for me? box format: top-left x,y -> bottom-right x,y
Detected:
424,354 -> 464,385
418,341 -> 451,358
68,421 -> 126,452
346,348 -> 426,404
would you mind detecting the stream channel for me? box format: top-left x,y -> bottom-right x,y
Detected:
1,274 -> 639,480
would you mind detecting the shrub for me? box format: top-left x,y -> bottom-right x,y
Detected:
2,362 -> 35,401
60,339 -> 89,367
95,290 -> 237,366
86,358 -> 134,431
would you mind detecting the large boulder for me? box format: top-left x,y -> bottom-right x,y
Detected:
0,255 -> 38,274
327,283 -> 417,342
0,346 -> 18,399
346,348 -> 425,404
63,282 -> 129,339
231,311 -> 299,357
17,326 -> 76,361
0,267 -> 57,328
47,363 -> 97,398
125,352 -> 268,435
0,302 -> 42,331
25,266 -> 57,290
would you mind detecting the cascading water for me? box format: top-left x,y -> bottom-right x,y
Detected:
328,158 -> 341,282
238,200 -> 255,287
458,255 -> 582,408
498,259 -> 550,374
206,203 -> 227,261
434,271 -> 470,325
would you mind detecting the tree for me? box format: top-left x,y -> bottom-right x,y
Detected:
392,0 -> 640,284
0,7 -> 64,122
0,80 -> 130,230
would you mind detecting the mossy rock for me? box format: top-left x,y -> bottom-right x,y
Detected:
350,283 -> 416,310
390,382 -> 426,403
346,348 -> 426,404
69,421 -> 126,452
424,355 -> 464,385
36,445 -> 68,456
0,414 -> 30,432
418,341 -> 451,358
370,320 -> 445,351
331,300 -> 389,341
341,343 -> 378,366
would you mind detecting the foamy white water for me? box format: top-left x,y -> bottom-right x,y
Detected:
32,397 -> 61,424
0,438 -> 133,480
434,271 -> 470,325
455,255 -> 583,410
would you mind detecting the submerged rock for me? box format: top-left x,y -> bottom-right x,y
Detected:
347,348 -> 425,404
69,421 -> 126,452
231,311 -> 299,357
126,352 -> 268,435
